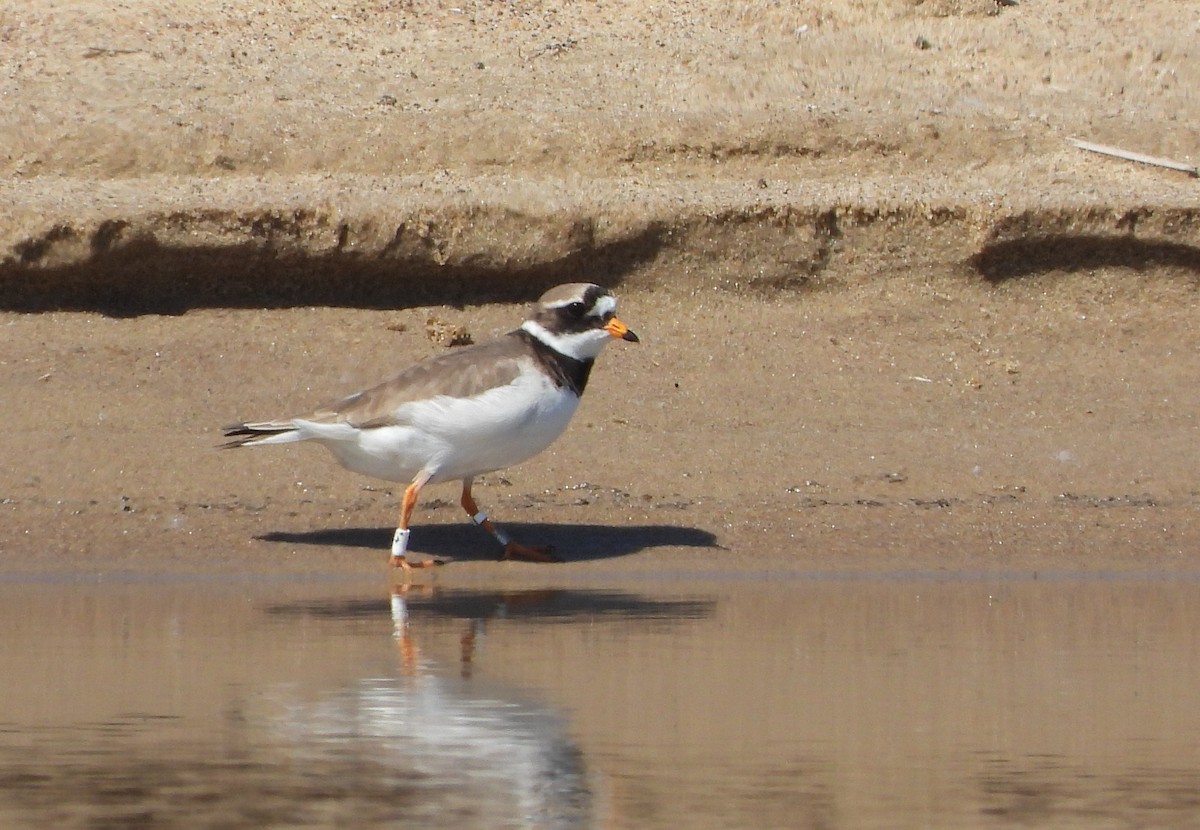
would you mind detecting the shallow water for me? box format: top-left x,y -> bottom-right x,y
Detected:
3,573 -> 1200,829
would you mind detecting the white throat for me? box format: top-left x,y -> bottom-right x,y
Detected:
521,320 -> 613,361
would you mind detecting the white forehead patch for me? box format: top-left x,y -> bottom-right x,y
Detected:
589,294 -> 617,319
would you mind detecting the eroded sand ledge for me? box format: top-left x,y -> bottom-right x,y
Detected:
3,174 -> 1198,314
3,0 -> 1197,313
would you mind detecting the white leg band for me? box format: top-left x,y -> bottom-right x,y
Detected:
391,528 -> 411,559
468,509 -> 510,546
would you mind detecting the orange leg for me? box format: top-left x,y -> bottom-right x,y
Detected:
390,471 -> 441,570
460,478 -> 561,563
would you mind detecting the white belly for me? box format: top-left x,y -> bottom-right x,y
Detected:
308,372 -> 580,484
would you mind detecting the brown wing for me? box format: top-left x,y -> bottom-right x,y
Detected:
304,334 -> 528,429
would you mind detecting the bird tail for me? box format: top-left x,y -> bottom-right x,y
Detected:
220,421 -> 306,449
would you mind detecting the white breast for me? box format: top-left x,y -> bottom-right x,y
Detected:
312,367 -> 580,484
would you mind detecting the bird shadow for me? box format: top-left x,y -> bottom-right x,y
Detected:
257,521 -> 719,562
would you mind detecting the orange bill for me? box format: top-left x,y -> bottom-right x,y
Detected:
604,317 -> 640,342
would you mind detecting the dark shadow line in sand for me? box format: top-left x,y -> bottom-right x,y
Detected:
257,521 -> 719,562
0,221 -> 668,316
972,235 -> 1200,282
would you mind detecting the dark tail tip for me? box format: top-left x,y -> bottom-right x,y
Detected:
219,423 -> 273,449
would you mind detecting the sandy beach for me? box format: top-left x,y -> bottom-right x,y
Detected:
2,0 -> 1198,579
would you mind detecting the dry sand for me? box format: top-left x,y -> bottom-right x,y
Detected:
2,0 -> 1199,579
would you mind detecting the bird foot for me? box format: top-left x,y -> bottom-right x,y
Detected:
500,542 -> 562,563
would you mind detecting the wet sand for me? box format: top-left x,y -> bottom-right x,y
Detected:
4,282 -> 1200,579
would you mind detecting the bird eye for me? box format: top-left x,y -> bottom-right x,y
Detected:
567,301 -> 586,316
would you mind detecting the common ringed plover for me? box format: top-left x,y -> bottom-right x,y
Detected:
222,283 -> 639,569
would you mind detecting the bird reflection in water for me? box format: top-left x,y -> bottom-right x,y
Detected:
390,585 -> 563,679
275,586 -> 596,829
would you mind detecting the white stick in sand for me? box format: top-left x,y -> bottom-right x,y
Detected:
1069,138 -> 1198,177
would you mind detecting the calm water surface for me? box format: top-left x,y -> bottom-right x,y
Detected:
2,573 -> 1199,829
